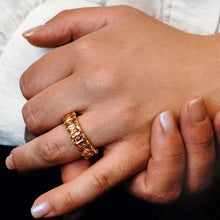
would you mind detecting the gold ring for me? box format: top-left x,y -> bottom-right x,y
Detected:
63,112 -> 98,159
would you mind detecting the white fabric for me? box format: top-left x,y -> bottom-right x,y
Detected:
105,0 -> 220,35
0,0 -> 101,145
0,0 -> 220,146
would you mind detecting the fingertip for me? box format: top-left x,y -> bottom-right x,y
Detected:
151,111 -> 184,156
5,154 -> 16,170
180,96 -> 208,125
22,23 -> 69,48
151,111 -> 185,163
22,25 -> 44,39
22,25 -> 53,48
180,96 -> 213,143
159,111 -> 178,134
188,96 -> 207,122
31,201 -> 52,219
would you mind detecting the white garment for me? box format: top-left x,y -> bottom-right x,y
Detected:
0,0 -> 220,146
106,0 -> 220,35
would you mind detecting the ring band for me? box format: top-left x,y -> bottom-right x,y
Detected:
63,112 -> 98,159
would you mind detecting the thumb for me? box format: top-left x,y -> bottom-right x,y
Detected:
128,111 -> 185,203
22,6 -> 135,48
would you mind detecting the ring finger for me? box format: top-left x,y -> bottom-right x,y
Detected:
6,124 -> 81,171
6,108 -> 126,171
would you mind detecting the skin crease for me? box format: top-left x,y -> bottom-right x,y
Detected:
21,9 -> 220,132
128,97 -> 216,201
5,6 -> 220,218
61,98 -> 216,219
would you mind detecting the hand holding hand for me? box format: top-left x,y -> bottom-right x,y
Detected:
5,6 -> 220,218
61,96 -> 218,220
128,97 -> 216,203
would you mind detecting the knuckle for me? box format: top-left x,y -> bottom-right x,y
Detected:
73,38 -> 98,58
194,135 -> 214,149
98,70 -> 119,92
186,128 -> 214,150
87,67 -> 121,95
47,85 -> 62,102
142,187 -> 181,204
22,102 -> 40,134
162,148 -> 185,166
10,148 -> 29,172
61,190 -> 76,211
200,131 -> 214,147
89,173 -> 111,193
114,102 -> 138,129
56,9 -> 72,20
187,179 -> 212,194
109,5 -> 139,18
118,5 -> 137,13
20,71 -> 32,99
157,191 -> 181,204
40,138 -> 63,163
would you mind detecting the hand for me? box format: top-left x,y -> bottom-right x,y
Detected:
58,96 -> 217,220
128,97 -> 217,203
5,6 -> 220,218
60,96 -> 217,220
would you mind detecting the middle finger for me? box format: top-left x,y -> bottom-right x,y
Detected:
20,43 -> 78,100
22,74 -> 91,135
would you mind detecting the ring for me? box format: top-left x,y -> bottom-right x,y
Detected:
63,112 -> 98,159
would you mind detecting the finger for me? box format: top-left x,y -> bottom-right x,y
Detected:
20,44 -> 76,100
30,139 -> 150,218
6,109 -> 127,171
22,74 -> 90,134
180,96 -> 215,193
22,6 -> 135,47
6,125 -> 81,171
61,160 -> 90,220
61,160 -> 90,183
128,111 -> 185,204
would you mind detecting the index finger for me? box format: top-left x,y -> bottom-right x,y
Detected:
30,139 -> 150,218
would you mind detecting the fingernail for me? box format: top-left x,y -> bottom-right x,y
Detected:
160,111 -> 177,134
5,154 -> 15,170
31,202 -> 52,218
189,96 -> 207,122
22,25 -> 43,38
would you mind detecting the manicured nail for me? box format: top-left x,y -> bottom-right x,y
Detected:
160,111 -> 177,134
5,154 -> 15,170
22,25 -> 43,38
31,202 -> 52,218
189,96 -> 207,122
